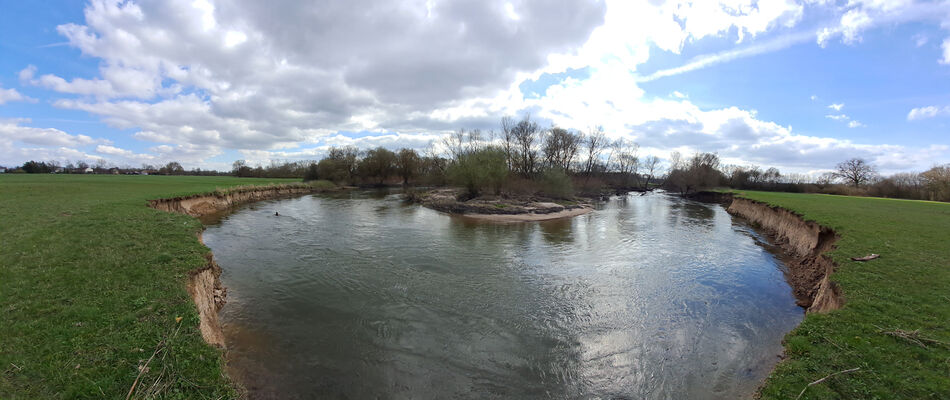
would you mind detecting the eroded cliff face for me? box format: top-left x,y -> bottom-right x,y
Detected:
727,198 -> 843,313
148,186 -> 321,217
149,185 -> 330,348
188,253 -> 226,347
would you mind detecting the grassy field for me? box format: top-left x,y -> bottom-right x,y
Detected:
0,174 -> 300,399
733,191 -> 950,399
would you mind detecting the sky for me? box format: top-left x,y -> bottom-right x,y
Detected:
1,0 -> 949,174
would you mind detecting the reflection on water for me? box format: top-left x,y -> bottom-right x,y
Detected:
202,191 -> 802,399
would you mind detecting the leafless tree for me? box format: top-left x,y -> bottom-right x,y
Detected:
542,126 -> 581,171
642,155 -> 661,189
582,126 -> 609,177
442,129 -> 467,161
501,116 -> 516,171
833,158 -> 877,187
511,115 -> 540,177
610,139 -> 639,187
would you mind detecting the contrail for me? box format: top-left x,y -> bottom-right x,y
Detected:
637,30 -> 816,82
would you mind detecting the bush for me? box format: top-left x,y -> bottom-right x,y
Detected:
538,168 -> 574,199
446,147 -> 508,198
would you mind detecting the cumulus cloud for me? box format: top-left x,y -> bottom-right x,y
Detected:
35,0 -> 606,150
0,86 -> 33,104
825,114 -> 848,121
0,119 -> 105,147
848,120 -> 864,128
907,105 -> 950,120
827,103 -> 844,111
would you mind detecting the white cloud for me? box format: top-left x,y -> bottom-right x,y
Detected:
0,119 -> 105,147
828,103 -> 844,111
907,105 -> 950,120
810,95 -> 818,101
0,86 -> 33,105
825,114 -> 849,121
848,120 -> 865,128
816,0 -> 950,54
941,38 -> 950,65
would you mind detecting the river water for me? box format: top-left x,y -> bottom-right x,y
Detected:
202,191 -> 802,399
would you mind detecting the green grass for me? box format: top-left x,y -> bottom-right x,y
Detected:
0,174 -> 300,399
731,191 -> 950,399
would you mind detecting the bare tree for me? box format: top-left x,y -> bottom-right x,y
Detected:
511,115 -> 540,177
642,155 -> 661,190
542,126 -> 581,171
501,116 -> 516,172
582,126 -> 609,177
395,148 -> 420,185
610,139 -> 639,187
833,158 -> 877,187
442,129 -> 467,161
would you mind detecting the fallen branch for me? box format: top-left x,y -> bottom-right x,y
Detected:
850,254 -> 879,262
795,367 -> 860,400
126,339 -> 165,400
875,325 -> 949,349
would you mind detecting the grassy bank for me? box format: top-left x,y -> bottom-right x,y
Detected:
733,191 -> 950,399
0,175 -> 301,399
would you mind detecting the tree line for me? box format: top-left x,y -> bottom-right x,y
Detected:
5,115 -> 949,202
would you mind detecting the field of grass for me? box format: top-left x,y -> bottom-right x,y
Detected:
0,174 -> 300,399
733,191 -> 950,399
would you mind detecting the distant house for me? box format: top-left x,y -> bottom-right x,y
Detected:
83,167 -> 94,174
109,168 -> 120,175
53,167 -> 64,174
0,167 -> 6,174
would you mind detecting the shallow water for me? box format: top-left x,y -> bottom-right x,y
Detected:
202,191 -> 802,399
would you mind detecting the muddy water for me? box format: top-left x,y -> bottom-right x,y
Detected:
202,191 -> 802,399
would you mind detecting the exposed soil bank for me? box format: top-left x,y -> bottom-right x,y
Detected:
725,196 -> 843,313
148,184 -> 337,348
414,188 -> 594,222
148,185 -> 327,217
188,250 -> 227,347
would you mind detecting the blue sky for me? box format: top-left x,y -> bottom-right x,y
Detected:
1,0 -> 949,174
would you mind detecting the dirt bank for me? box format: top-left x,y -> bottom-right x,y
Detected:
726,197 -> 843,313
148,184 -> 336,348
188,250 -> 227,347
148,184 -> 326,217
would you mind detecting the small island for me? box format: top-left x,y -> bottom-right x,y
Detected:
411,188 -> 594,222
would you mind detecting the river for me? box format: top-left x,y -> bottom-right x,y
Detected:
201,190 -> 802,399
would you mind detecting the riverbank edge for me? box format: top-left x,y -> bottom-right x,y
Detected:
696,191 -> 844,313
147,183 -> 340,349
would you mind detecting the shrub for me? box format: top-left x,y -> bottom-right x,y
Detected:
446,147 -> 508,198
539,168 -> 574,199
